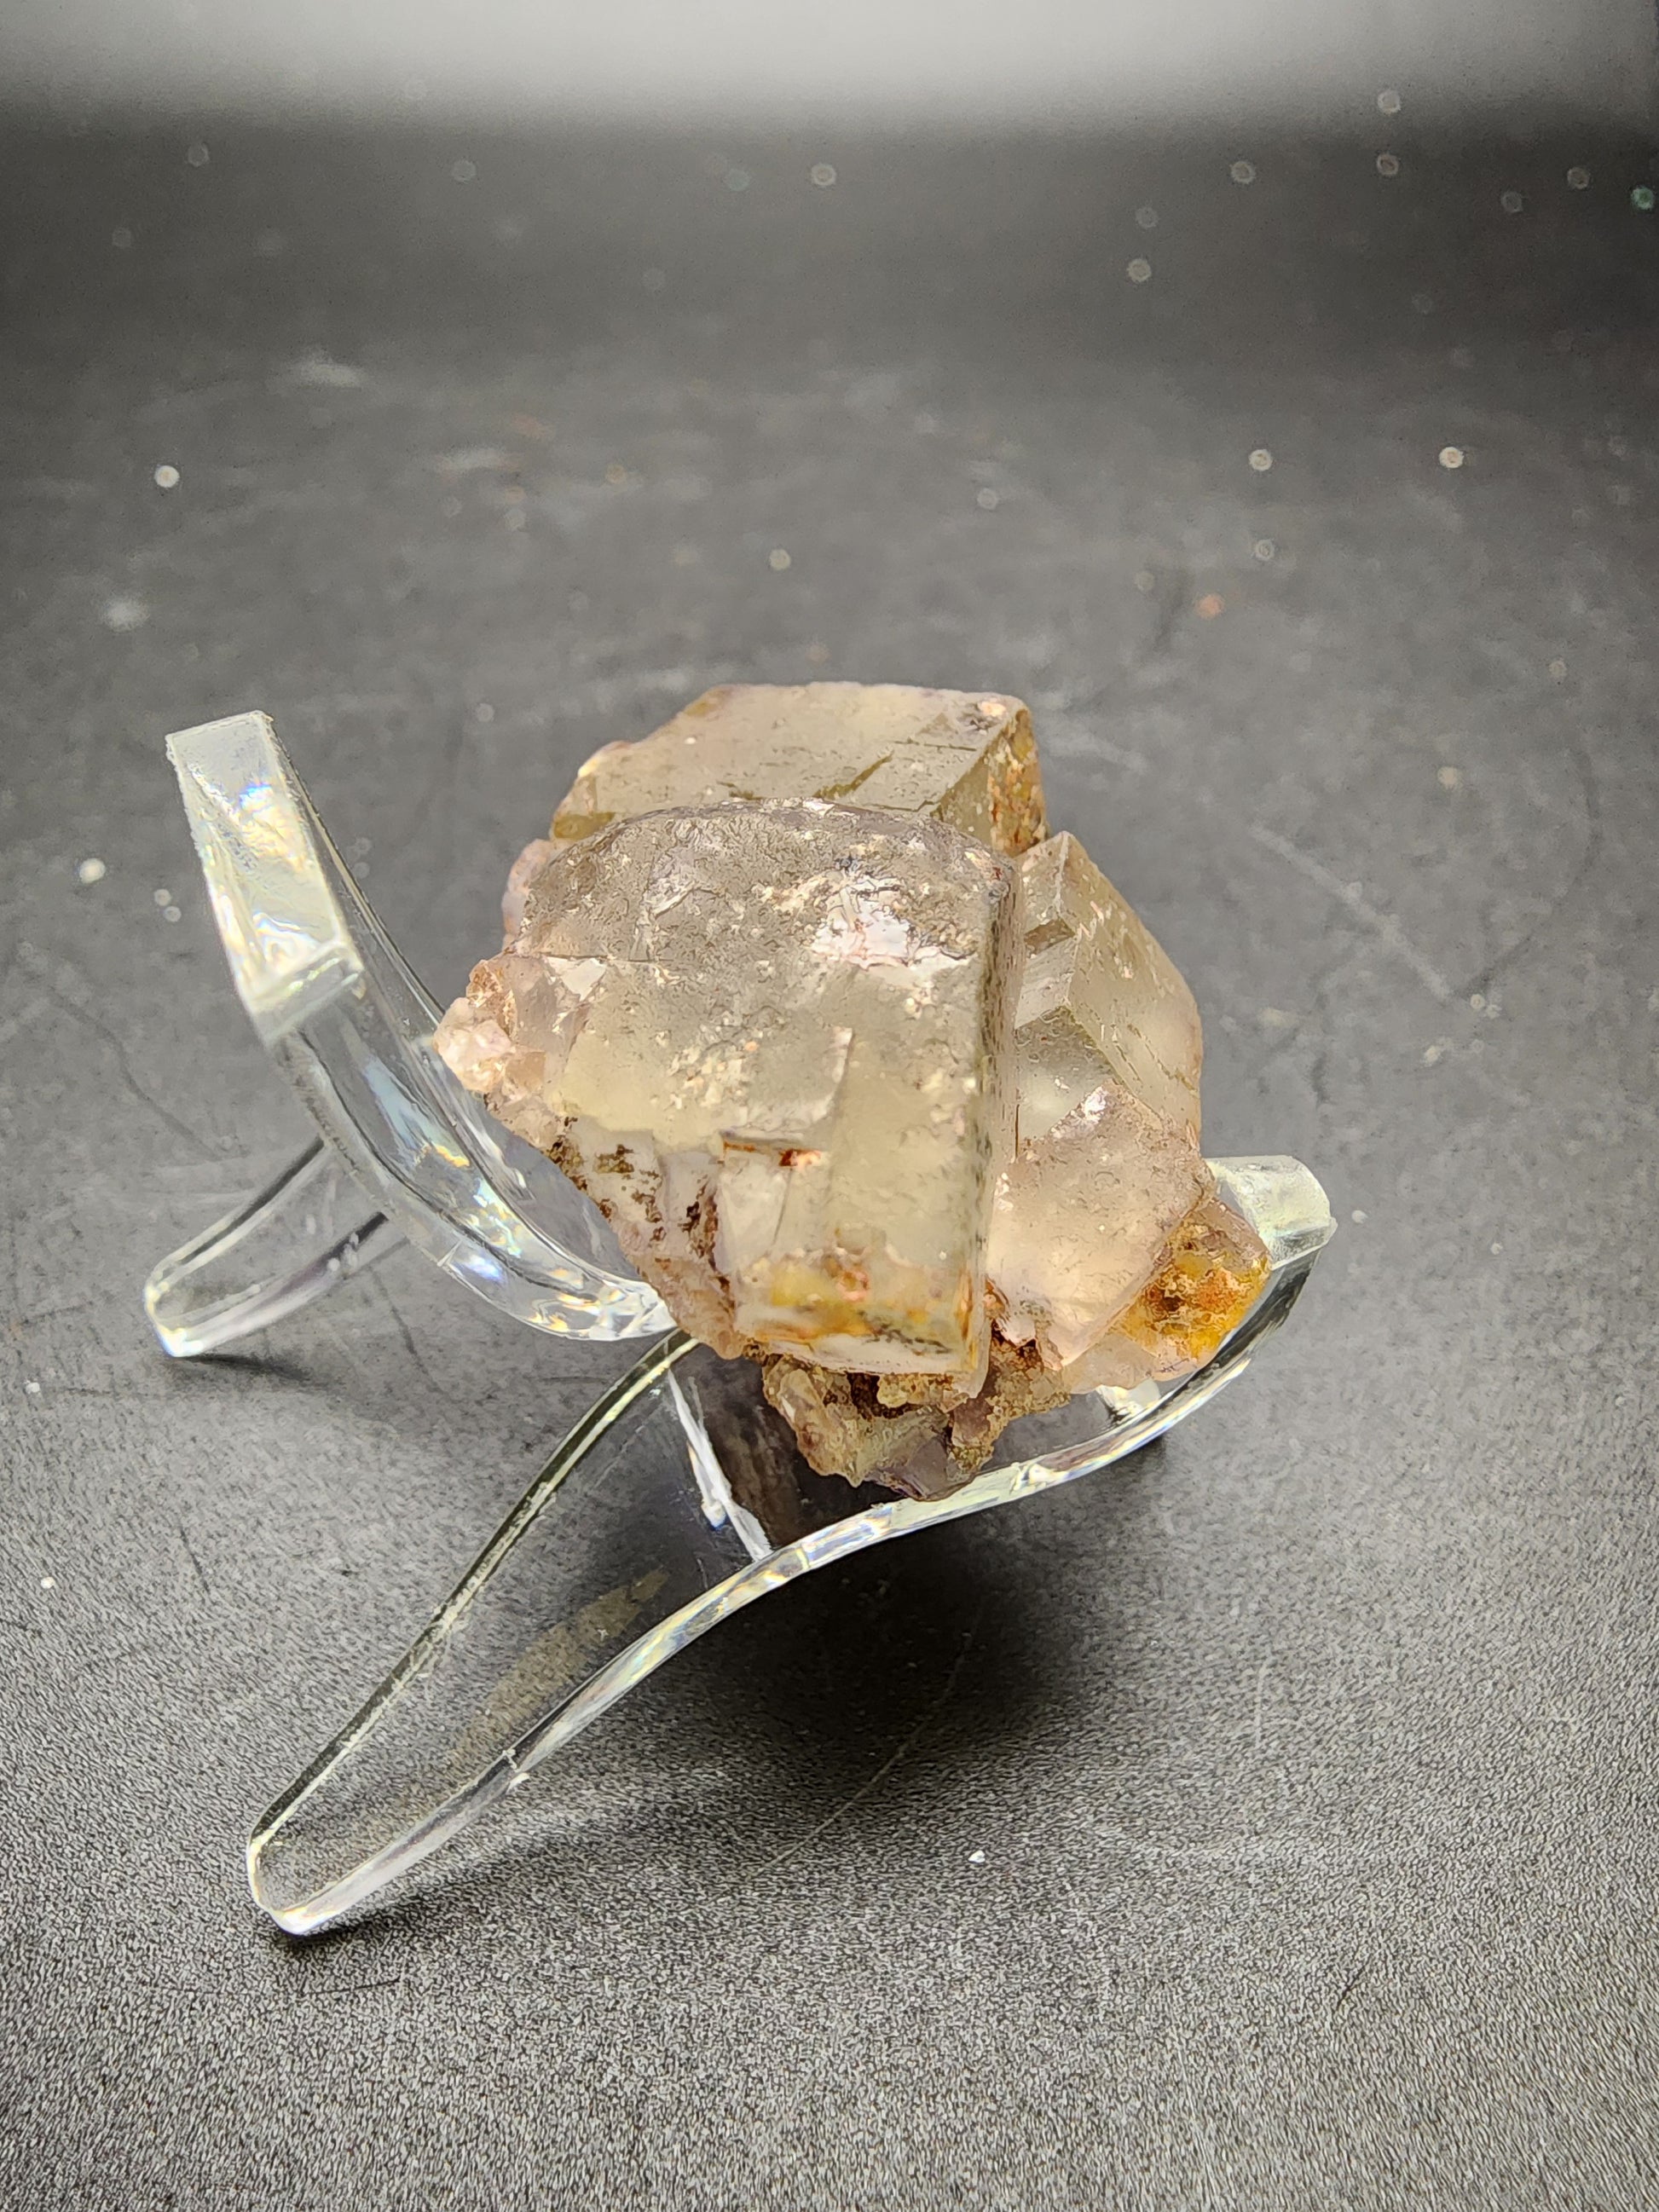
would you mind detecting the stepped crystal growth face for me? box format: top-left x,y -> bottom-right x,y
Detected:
436,683 -> 1266,1494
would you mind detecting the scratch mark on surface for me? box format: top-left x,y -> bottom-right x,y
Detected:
299,1975 -> 408,1999
754,1602 -> 985,1880
370,1276 -> 435,1393
1173,2038 -> 1225,2209
1460,714 -> 1603,999
1333,1964 -> 1368,2015
177,1521 -> 211,1597
1249,823 -> 1454,1003
13,1298 -> 98,1329
55,997 -> 219,1156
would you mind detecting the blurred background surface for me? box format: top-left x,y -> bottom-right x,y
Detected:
3,0 -> 1656,124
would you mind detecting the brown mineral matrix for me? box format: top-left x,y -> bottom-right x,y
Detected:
435,801 -> 1021,1383
551,684 -> 1048,858
760,1334 -> 1071,1498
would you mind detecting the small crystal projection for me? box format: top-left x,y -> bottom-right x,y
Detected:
1014,831 -> 1201,1144
437,684 -> 1268,1493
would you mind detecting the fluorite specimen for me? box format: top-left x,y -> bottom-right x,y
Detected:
436,684 -> 1268,1495
551,683 -> 1048,858
436,803 -> 1020,1382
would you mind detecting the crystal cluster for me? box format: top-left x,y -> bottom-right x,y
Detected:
436,683 -> 1267,1495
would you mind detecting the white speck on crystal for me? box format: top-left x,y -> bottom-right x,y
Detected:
76,858 -> 106,884
153,464 -> 180,489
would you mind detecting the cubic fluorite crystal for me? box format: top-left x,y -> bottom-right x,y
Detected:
436,684 -> 1268,1493
551,683 -> 1048,858
436,802 -> 1020,1382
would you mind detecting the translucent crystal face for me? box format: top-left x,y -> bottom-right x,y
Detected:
551,683 -> 1049,858
1066,1187 -> 1271,1389
989,1080 -> 1213,1370
436,802 -> 1022,1383
1014,832 -> 1203,1144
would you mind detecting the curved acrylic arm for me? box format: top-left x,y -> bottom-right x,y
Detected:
144,713 -> 671,1354
144,1141 -> 403,1359
248,1156 -> 1334,1933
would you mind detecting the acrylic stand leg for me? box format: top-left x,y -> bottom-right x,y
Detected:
145,713 -> 671,1353
145,1140 -> 404,1358
248,1161 -> 1332,1934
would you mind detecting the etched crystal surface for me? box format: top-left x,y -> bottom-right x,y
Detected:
1014,832 -> 1202,1144
436,802 -> 1020,1382
551,684 -> 1048,858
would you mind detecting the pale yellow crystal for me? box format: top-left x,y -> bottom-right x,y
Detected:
435,802 -> 1020,1382
1014,832 -> 1201,1144
551,684 -> 1048,858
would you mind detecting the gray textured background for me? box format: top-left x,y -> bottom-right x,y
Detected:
2,119 -> 1656,2208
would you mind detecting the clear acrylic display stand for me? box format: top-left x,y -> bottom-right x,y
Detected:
146,713 -> 1335,1933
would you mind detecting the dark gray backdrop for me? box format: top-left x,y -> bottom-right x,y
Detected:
2,120 -> 1656,2209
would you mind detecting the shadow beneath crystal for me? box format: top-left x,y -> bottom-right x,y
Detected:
274,1433 -> 1169,1948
